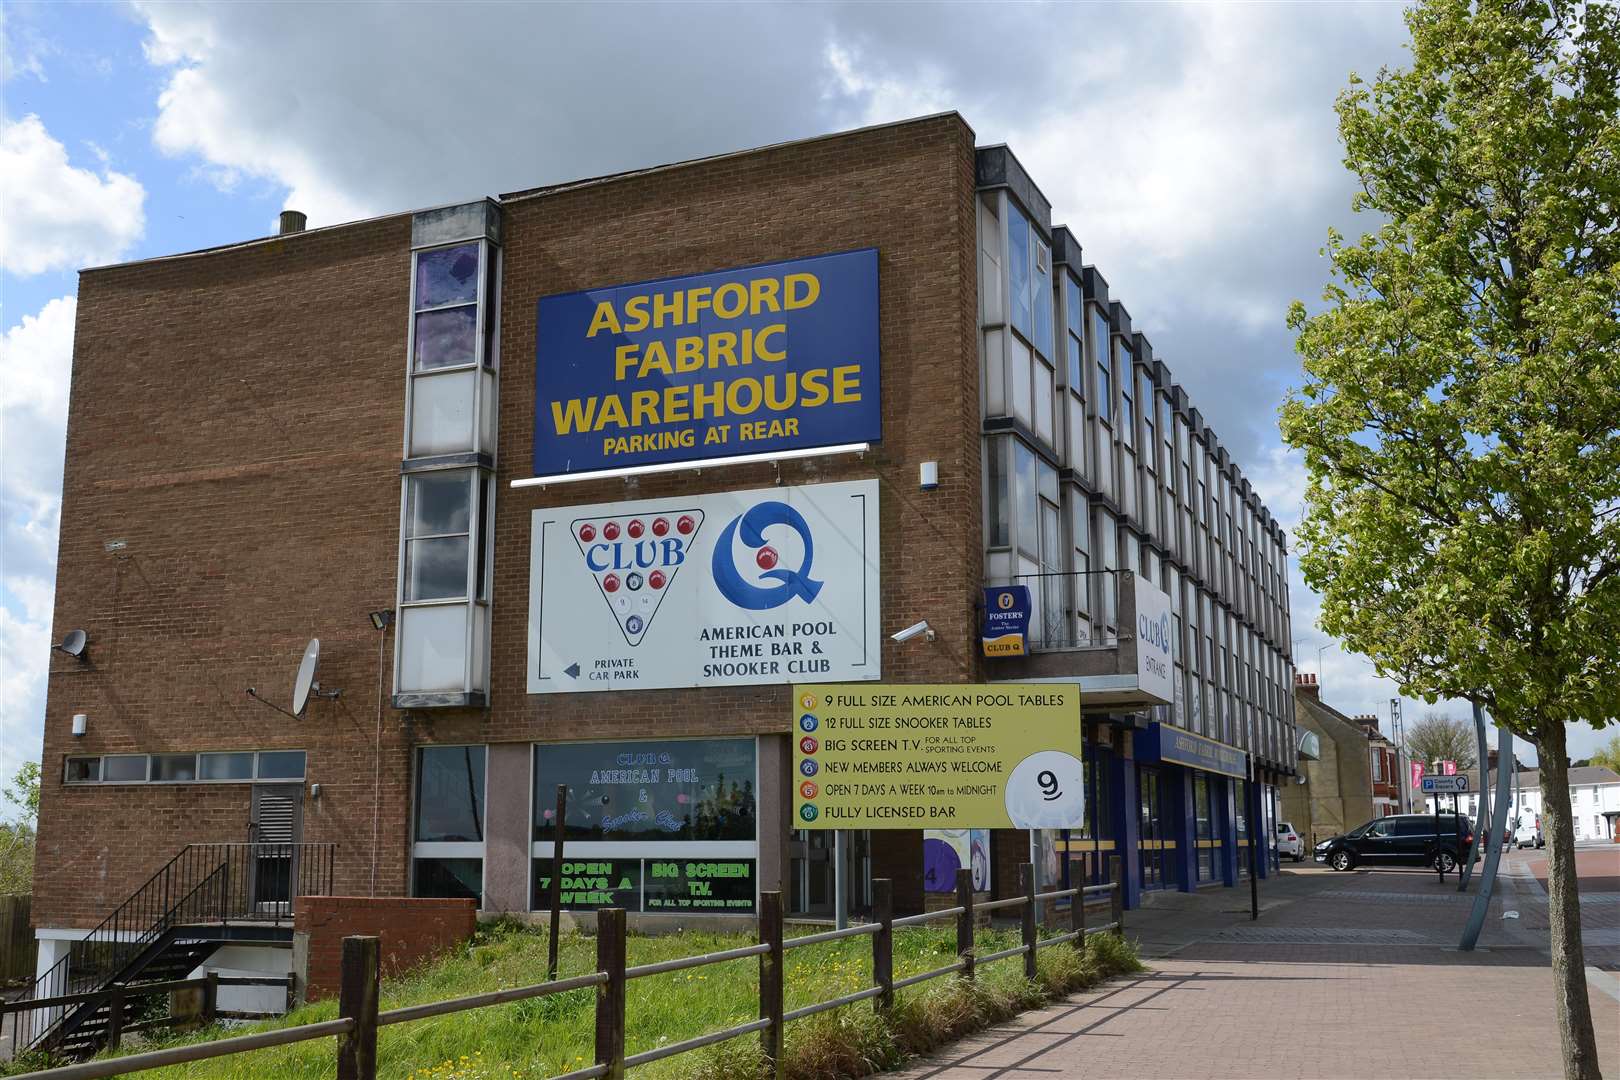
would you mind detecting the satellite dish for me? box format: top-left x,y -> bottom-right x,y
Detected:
292,639 -> 320,717
56,629 -> 88,658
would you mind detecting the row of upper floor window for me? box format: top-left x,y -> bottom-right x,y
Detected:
976,188 -> 1292,657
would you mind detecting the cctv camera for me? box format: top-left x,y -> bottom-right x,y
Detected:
891,620 -> 935,643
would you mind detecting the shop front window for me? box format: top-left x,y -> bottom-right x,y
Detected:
531,738 -> 758,915
413,745 -> 486,902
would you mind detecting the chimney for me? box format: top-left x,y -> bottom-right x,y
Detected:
279,210 -> 307,235
1294,672 -> 1320,700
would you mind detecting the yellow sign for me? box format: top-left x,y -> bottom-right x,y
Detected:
981,636 -> 1026,658
791,684 -> 1083,830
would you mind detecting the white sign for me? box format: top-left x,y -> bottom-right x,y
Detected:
528,479 -> 880,693
1133,575 -> 1174,704
1421,774 -> 1470,794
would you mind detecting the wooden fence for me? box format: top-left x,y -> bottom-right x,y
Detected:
12,858 -> 1124,1080
1,894 -> 35,986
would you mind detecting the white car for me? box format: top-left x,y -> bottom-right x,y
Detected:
1275,821 -> 1306,861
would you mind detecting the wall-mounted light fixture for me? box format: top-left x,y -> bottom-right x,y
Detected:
919,461 -> 939,491
71,714 -> 88,737
53,630 -> 89,663
368,610 -> 395,632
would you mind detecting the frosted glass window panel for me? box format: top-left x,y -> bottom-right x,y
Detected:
479,370 -> 498,452
410,370 -> 477,456
406,471 -> 473,537
200,752 -> 253,781
400,604 -> 470,692
1014,441 -> 1039,558
416,243 -> 480,309
406,536 -> 470,601
1034,361 -> 1054,444
414,306 -> 478,371
983,332 -> 1006,417
1066,399 -> 1085,475
1009,336 -> 1033,427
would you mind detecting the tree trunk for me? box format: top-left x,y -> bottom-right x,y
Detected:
1537,719 -> 1602,1080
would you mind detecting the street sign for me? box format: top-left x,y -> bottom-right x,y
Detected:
1421,774 -> 1470,793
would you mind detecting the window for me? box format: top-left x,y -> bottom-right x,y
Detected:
1372,748 -> 1385,782
1032,236 -> 1053,359
1065,277 -> 1084,390
1118,341 -> 1134,448
413,745 -> 487,903
404,471 -> 473,602
1092,310 -> 1112,424
987,438 -> 1009,548
532,739 -> 759,914
1007,204 -> 1032,339
63,751 -> 305,784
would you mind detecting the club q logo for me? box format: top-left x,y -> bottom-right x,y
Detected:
711,500 -> 823,610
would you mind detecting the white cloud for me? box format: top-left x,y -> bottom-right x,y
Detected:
1,6 -> 52,83
0,295 -> 75,803
0,115 -> 146,276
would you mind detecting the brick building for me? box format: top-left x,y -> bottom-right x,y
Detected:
33,114 -> 1298,999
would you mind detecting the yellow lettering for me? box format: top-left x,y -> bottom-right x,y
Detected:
709,331 -> 738,368
614,343 -> 640,382
832,364 -> 861,403
674,336 -> 704,373
652,291 -> 681,329
713,282 -> 748,319
692,381 -> 724,420
593,395 -> 629,431
552,397 -> 597,435
587,302 -> 621,338
603,436 -> 628,455
685,286 -> 713,324
727,377 -> 763,415
800,369 -> 829,408
755,324 -> 786,362
623,296 -> 650,333
764,373 -> 797,411
639,340 -> 673,377
749,277 -> 781,314
631,390 -> 660,428
664,385 -> 691,423
784,273 -> 820,310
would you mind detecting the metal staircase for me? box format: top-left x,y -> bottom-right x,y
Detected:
24,842 -> 334,1057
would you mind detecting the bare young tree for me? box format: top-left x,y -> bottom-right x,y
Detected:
1406,712 -> 1479,772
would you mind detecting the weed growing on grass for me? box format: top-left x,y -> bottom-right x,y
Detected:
22,921 -> 1143,1080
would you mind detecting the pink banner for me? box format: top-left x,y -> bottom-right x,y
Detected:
1442,760 -> 1457,775
1410,761 -> 1424,789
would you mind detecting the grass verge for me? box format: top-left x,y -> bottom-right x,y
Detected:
3,921 -> 1142,1080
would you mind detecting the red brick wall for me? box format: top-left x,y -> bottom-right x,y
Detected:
35,113 -> 984,928
295,896 -> 477,1001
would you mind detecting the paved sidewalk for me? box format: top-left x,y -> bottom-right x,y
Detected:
891,855 -> 1620,1079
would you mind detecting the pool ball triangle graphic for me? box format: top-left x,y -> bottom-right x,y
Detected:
571,510 -> 704,647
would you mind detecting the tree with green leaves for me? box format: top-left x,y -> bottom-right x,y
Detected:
1406,711 -> 1479,772
0,761 -> 40,895
1281,1 -> 1619,1075
1590,734 -> 1620,776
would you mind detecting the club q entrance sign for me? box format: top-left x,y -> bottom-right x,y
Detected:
791,684 -> 1083,830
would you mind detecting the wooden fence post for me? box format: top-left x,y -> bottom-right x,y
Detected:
1109,854 -> 1124,934
548,784 -> 568,982
594,908 -> 626,1080
955,867 -> 975,981
104,984 -> 125,1052
287,969 -> 298,1013
1019,863 -> 1037,981
759,891 -> 784,1078
336,935 -> 379,1080
203,970 -> 219,1024
872,879 -> 893,1016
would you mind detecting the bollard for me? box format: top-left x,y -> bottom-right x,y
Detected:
105,984 -> 125,1052
873,879 -> 894,1016
759,891 -> 785,1079
956,866 -> 976,981
1109,854 -> 1124,934
203,970 -> 219,1025
1019,863 -> 1038,981
336,936 -> 379,1080
594,908 -> 627,1080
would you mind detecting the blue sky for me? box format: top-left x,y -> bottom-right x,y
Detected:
1,1 -> 1610,817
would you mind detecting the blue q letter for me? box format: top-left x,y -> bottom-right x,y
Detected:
712,501 -> 824,610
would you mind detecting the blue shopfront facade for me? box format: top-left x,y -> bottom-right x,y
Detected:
1059,721 -> 1275,909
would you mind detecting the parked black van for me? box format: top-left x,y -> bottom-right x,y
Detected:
1313,813 -> 1475,872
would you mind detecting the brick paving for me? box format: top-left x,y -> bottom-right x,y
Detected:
890,850 -> 1620,1079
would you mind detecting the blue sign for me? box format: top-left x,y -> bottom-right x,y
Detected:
533,249 -> 881,477
981,585 -> 1031,657
1135,722 -> 1247,779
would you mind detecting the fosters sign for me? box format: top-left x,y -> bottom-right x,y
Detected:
532,250 -> 881,477
528,480 -> 880,693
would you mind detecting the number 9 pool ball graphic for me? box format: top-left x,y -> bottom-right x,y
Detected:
1004,751 -> 1086,829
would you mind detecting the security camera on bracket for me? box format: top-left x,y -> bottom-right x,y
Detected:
247,639 -> 342,720
891,620 -> 935,643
